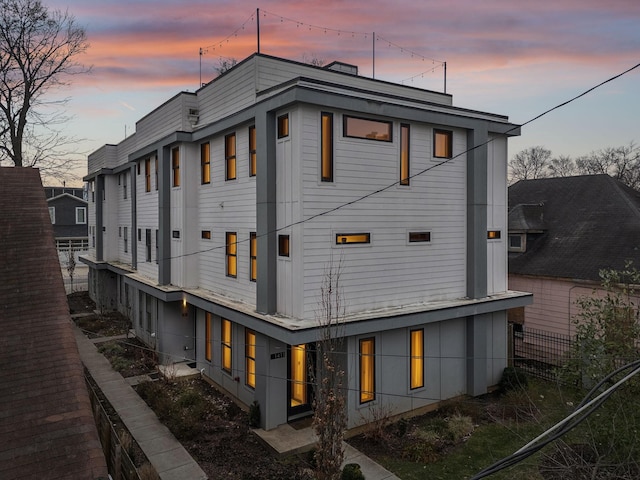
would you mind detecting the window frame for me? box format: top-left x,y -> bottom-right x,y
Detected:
123,226 -> 128,253
226,232 -> 237,277
225,132 -> 237,181
508,233 -> 526,252
410,329 -> 424,390
336,233 -> 371,245
433,129 -> 453,159
201,230 -> 212,240
154,157 -> 158,191
145,158 -> 151,192
201,142 -> 211,184
359,337 -> 375,404
205,312 -> 212,362
245,329 -> 256,389
278,234 -> 290,257
343,115 -> 392,142
400,123 -> 410,185
145,228 -> 151,262
48,206 -> 55,224
221,318 -> 232,374
408,231 -> 431,243
75,206 -> 86,225
321,112 -> 333,182
123,172 -> 127,199
249,126 -> 257,177
277,114 -> 289,139
171,147 -> 180,187
250,232 -> 257,282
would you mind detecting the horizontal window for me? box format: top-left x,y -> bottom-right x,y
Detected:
344,115 -> 392,142
201,230 -> 211,240
487,230 -> 501,240
409,232 -> 431,243
336,233 -> 370,245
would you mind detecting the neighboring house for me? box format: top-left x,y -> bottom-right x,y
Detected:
0,167 -> 107,479
45,186 -> 89,263
82,53 -> 531,431
508,174 -> 640,336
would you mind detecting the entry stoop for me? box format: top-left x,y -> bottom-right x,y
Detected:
253,423 -> 318,456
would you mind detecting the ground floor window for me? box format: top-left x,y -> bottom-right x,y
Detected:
245,329 -> 256,388
410,329 -> 424,389
290,344 -> 307,407
221,318 -> 232,373
359,338 -> 375,403
205,313 -> 212,362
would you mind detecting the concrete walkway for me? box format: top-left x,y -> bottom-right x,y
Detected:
73,326 -> 207,480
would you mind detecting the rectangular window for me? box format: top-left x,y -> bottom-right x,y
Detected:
201,230 -> 211,240
250,232 -> 257,281
201,142 -> 210,184
409,231 -> 431,243
321,112 -> 333,182
222,318 -> 232,373
278,234 -> 290,257
226,232 -> 237,277
245,329 -> 256,388
336,233 -> 370,245
75,207 -> 86,224
509,234 -> 525,252
154,157 -> 158,190
172,230 -> 180,239
123,172 -> 127,199
48,206 -> 55,224
277,114 -> 289,138
145,158 -> 151,192
145,229 -> 151,262
123,226 -> 128,253
434,129 -> 453,158
400,124 -> 410,185
205,312 -> 212,362
249,126 -> 257,177
359,338 -> 375,403
225,133 -> 236,180
138,228 -> 142,242
172,147 -> 180,187
155,229 -> 158,264
487,230 -> 501,240
410,329 -> 424,389
344,115 -> 392,142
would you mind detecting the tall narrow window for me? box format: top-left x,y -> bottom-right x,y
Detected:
290,344 -> 307,406
359,338 -> 375,403
201,142 -> 210,184
318,112 -> 334,182
205,312 -> 212,362
123,226 -> 128,253
145,229 -> 151,262
145,158 -> 151,192
277,114 -> 289,138
172,147 -> 180,186
48,207 -> 55,224
154,157 -> 158,190
225,133 -> 236,180
222,318 -> 232,373
410,329 -> 424,389
249,232 -> 257,282
434,129 -> 453,159
75,207 -> 86,224
245,329 -> 256,388
155,229 -> 158,264
400,124 -> 410,185
249,126 -> 257,177
123,172 -> 127,199
226,232 -> 237,277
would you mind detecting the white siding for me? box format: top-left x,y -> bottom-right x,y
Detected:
137,156 -> 159,281
487,135 -> 507,294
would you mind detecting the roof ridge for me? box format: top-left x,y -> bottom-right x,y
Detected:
605,175 -> 640,222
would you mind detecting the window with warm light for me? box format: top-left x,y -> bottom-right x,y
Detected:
249,232 -> 257,281
321,112 -> 333,182
245,329 -> 256,388
226,232 -> 237,277
205,312 -> 212,362
278,234 -> 290,257
201,230 -> 211,240
359,338 -> 375,403
221,318 -> 232,373
344,115 -> 392,142
409,231 -> 431,243
201,142 -> 210,184
336,233 -> 370,245
225,133 -> 236,180
434,129 -> 452,158
172,147 -> 180,187
487,230 -> 501,240
277,114 -> 289,138
290,344 -> 307,407
410,329 -> 424,389
400,124 -> 410,185
249,126 -> 257,177
145,158 -> 151,192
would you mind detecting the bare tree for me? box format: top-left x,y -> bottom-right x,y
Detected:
302,53 -> 325,67
215,57 -> 238,76
548,154 -> 576,177
509,146 -> 551,183
311,259 -> 347,480
575,143 -> 640,190
0,0 -> 89,179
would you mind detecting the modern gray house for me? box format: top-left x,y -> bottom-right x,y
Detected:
82,53 -> 531,430
45,186 -> 89,262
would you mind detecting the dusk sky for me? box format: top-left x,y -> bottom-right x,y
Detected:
45,0 -> 640,185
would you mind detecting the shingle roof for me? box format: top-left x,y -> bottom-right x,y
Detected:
0,167 -> 107,480
508,174 -> 640,282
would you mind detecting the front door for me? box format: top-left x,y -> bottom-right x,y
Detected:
288,344 -> 313,419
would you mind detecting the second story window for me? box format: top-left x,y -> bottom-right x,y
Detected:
249,232 -> 257,281
145,229 -> 151,262
201,142 -> 210,184
321,112 -> 333,182
344,115 -> 392,142
172,147 -> 180,187
145,158 -> 151,192
226,232 -> 237,277
249,126 -> 257,177
225,133 -> 236,180
277,114 -> 289,138
123,172 -> 127,199
75,207 -> 86,224
278,234 -> 290,257
400,124 -> 410,185
434,129 -> 453,159
123,226 -> 128,253
154,157 -> 158,190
